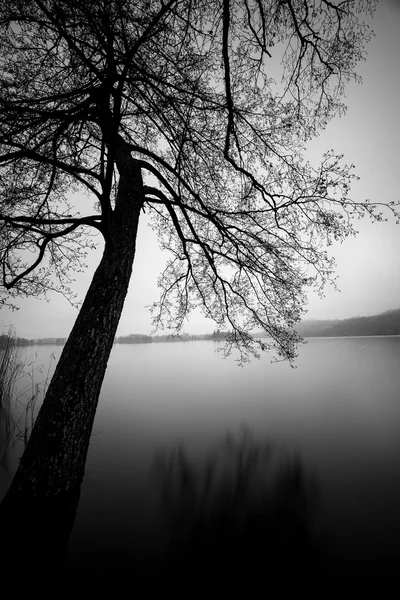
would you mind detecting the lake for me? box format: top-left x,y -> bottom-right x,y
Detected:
1,336 -> 399,591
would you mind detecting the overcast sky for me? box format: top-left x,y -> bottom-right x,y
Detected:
1,0 -> 399,339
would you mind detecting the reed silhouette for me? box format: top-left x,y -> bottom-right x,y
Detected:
0,328 -> 26,464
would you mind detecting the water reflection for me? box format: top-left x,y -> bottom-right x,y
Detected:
151,426 -> 323,592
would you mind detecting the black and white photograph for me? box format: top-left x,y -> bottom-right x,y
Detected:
0,0 -> 399,594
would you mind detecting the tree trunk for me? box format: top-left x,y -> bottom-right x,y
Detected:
0,150 -> 144,577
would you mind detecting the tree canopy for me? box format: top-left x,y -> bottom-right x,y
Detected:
0,0 -> 396,363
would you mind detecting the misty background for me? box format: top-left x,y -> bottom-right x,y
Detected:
1,0 -> 399,339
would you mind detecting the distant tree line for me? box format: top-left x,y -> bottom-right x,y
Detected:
115,334 -> 153,344
205,330 -> 232,340
115,333 -> 200,343
0,335 -> 66,347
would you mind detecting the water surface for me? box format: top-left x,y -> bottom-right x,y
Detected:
1,337 -> 399,590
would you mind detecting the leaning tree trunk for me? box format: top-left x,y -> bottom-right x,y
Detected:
0,150 -> 144,576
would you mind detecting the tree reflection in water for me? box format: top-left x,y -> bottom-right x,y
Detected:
152,426 -> 324,592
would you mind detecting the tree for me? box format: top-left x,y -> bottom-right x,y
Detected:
0,0 -> 396,570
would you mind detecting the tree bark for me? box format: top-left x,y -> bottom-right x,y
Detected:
0,148 -> 144,576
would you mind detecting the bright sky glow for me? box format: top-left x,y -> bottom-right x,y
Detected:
1,0 -> 399,338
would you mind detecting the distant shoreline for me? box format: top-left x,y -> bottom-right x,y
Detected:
2,308 -> 399,346
302,334 -> 400,340
4,333 -> 400,347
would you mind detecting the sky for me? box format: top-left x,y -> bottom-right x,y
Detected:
1,0 -> 400,339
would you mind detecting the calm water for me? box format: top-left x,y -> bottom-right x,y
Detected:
1,337 -> 399,589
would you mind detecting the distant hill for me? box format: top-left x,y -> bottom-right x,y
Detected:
295,308 -> 400,337
295,319 -> 341,336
